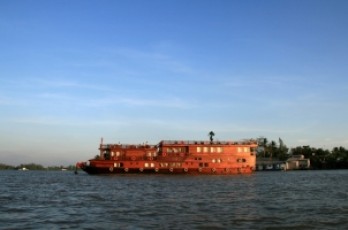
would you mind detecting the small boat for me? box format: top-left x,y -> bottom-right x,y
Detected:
18,167 -> 29,171
77,138 -> 258,175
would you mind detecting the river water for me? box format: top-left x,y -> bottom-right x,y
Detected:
0,170 -> 347,229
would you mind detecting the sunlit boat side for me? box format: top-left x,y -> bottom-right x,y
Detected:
76,139 -> 258,175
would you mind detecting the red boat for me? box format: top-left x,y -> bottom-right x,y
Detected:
76,138 -> 258,175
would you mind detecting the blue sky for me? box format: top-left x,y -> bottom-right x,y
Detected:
1,0 -> 348,166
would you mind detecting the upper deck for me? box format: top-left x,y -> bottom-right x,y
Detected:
159,139 -> 258,146
100,139 -> 257,149
98,139 -> 257,160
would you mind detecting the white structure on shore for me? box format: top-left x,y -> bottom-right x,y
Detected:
286,155 -> 310,170
256,155 -> 310,171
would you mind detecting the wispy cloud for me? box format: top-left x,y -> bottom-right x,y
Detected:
1,86 -> 191,110
85,96 -> 190,109
221,74 -> 306,89
109,46 -> 196,75
7,116 -> 129,126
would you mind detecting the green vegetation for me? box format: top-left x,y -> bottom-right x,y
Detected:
208,131 -> 215,142
290,146 -> 348,169
257,137 -> 348,169
0,163 -> 16,170
258,137 -> 289,161
0,163 -> 77,171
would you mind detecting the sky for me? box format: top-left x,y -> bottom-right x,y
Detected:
1,0 -> 348,166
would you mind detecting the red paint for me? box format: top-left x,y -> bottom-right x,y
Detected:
77,139 -> 258,175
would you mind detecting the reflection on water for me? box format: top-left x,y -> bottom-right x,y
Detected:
0,170 -> 347,229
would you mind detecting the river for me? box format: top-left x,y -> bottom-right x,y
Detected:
0,170 -> 347,229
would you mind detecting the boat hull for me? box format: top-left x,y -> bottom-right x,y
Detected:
82,168 -> 253,175
80,163 -> 254,175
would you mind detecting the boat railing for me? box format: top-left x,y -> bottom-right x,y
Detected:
100,144 -> 157,149
160,140 -> 258,145
100,140 -> 258,149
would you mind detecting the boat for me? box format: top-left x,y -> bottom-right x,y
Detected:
18,167 -> 29,171
76,138 -> 258,175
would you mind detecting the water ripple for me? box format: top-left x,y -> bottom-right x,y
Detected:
0,170 -> 347,229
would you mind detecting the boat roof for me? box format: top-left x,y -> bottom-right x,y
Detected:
160,140 -> 257,146
100,139 -> 257,148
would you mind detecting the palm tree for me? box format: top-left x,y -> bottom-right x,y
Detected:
270,140 -> 276,160
258,137 -> 268,158
208,131 -> 215,143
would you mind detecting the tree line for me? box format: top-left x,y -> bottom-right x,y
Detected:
0,163 -> 76,171
257,137 -> 348,169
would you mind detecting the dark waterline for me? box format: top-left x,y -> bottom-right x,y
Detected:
0,170 -> 347,229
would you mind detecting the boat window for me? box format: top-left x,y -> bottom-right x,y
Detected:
203,147 -> 208,153
212,158 -> 222,163
144,162 -> 156,168
197,147 -> 201,153
199,163 -> 209,167
217,147 -> 222,153
210,147 -> 215,153
104,151 -> 110,160
244,147 -> 249,152
238,147 -> 242,153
